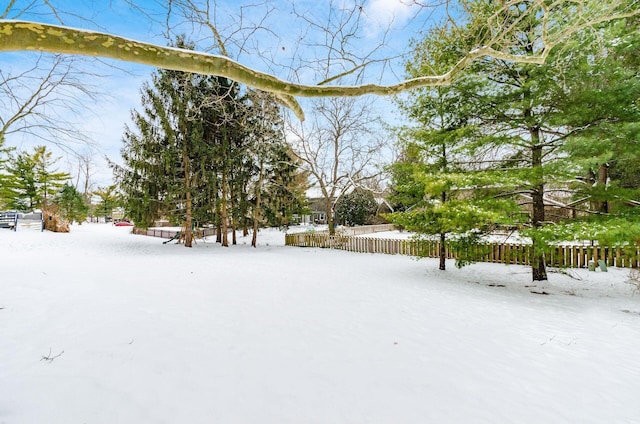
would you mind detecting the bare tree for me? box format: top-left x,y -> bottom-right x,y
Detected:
0,54 -> 99,151
287,96 -> 386,235
70,152 -> 97,204
0,2 -> 108,153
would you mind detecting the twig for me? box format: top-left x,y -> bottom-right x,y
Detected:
548,267 -> 583,280
627,270 -> 640,295
41,348 -> 64,363
540,335 -> 556,345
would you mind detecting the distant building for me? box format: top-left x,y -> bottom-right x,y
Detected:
304,186 -> 393,225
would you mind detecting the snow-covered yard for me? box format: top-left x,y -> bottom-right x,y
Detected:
1,223 -> 639,423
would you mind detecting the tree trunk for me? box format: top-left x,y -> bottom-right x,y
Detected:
531,209 -> 547,281
439,232 -> 446,271
531,132 -> 547,281
597,163 -> 609,214
242,180 -> 250,237
439,190 -> 447,271
230,189 -> 237,245
326,198 -> 335,236
83,159 -> 91,205
221,171 -> 229,247
586,168 -> 597,212
232,219 -> 237,245
252,160 -> 264,248
183,147 -> 193,248
214,186 -> 222,243
216,221 -> 222,243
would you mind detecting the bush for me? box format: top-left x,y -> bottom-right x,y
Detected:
335,188 -> 378,226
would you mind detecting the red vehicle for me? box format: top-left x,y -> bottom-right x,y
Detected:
114,220 -> 134,227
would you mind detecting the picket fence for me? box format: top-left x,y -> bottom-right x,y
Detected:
339,223 -> 397,236
132,227 -> 217,239
284,232 -> 640,269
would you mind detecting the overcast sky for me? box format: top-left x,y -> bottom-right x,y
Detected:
1,0 -> 444,188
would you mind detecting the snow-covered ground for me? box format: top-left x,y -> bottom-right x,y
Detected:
1,223 -> 639,423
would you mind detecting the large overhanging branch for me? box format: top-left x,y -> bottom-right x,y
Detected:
0,1 -> 638,121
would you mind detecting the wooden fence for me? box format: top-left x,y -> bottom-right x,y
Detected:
340,223 -> 397,236
132,227 -> 216,239
284,232 -> 640,268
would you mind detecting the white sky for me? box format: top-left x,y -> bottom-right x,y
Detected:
364,0 -> 417,28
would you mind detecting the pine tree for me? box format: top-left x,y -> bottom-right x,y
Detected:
0,140 -> 17,209
31,146 -> 70,210
530,14 -> 640,248
56,183 -> 89,224
7,146 -> 69,211
242,90 -> 294,246
8,151 -> 38,211
389,21 -> 517,270
198,76 -> 243,247
113,37 -> 248,247
458,11 -> 578,281
93,185 -> 119,219
112,77 -> 174,230
262,143 -> 309,227
394,5 -> 640,280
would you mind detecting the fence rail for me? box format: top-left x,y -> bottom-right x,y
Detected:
133,227 -> 216,239
340,223 -> 397,236
284,232 -> 640,268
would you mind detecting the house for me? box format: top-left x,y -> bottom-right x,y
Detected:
304,186 -> 394,225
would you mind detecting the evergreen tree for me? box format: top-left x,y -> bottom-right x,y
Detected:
389,21 -> 516,270
460,9 -> 576,281
114,37 -> 251,248
93,185 -> 119,219
56,183 -> 89,224
335,188 -> 378,226
8,151 -> 38,211
7,146 -> 69,211
196,76 -> 243,247
530,14 -> 640,248
113,38 -> 237,247
31,146 -> 70,210
395,5 -> 639,279
115,40 -> 314,249
0,142 -> 17,209
262,143 -> 309,227
242,90 -> 307,245
112,76 -> 173,231
387,145 -> 425,213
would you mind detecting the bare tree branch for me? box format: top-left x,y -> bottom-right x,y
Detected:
0,0 -> 637,122
0,53 -> 102,154
40,347 -> 64,362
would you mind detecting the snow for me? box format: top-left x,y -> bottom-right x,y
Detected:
355,229 -> 414,240
1,223 -> 639,423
